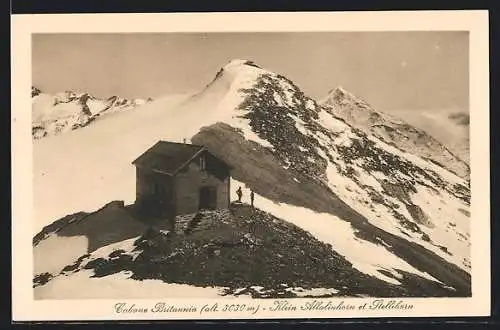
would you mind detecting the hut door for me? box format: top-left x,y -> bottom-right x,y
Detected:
151,182 -> 165,215
199,186 -> 217,210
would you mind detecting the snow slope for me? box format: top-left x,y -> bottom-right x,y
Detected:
33,59 -> 471,297
230,180 -> 440,286
34,93 -> 189,231
33,60 -> 273,230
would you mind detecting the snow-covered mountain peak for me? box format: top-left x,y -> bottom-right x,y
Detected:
187,60 -> 274,118
209,59 -> 268,89
223,58 -> 262,70
327,86 -> 350,100
323,86 -> 374,114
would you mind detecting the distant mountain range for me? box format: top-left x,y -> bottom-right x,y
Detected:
31,86 -> 153,139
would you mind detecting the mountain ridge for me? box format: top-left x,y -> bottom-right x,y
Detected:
320,87 -> 470,179
32,59 -> 471,298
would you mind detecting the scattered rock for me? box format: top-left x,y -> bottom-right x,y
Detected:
405,204 -> 434,228
33,272 -> 53,287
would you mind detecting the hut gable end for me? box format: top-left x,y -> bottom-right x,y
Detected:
132,141 -> 232,222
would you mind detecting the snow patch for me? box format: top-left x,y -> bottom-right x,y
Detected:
230,118 -> 274,149
34,270 -> 228,299
305,99 -> 316,110
410,184 -> 470,270
318,110 -> 348,134
285,287 -> 339,297
298,146 -> 308,152
34,235 -> 89,276
89,236 -> 141,260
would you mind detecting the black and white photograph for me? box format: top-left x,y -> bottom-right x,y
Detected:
11,11 -> 490,320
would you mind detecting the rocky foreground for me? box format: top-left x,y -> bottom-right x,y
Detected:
34,202 -> 465,299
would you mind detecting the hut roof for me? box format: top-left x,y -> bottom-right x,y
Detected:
132,141 -> 228,175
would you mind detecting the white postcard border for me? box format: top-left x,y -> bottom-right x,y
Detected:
11,10 -> 490,321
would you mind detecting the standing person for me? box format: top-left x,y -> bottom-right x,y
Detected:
250,190 -> 255,207
236,186 -> 243,203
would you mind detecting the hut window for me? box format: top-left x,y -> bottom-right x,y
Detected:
200,155 -> 206,171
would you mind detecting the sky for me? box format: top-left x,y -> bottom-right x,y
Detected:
32,32 -> 469,113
